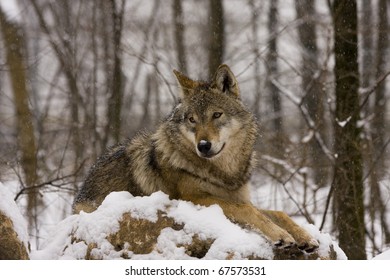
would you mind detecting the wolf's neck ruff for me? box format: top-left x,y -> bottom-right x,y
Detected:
154,122 -> 255,192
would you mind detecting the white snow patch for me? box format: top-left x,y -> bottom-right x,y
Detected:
168,200 -> 273,259
303,224 -> 347,260
336,116 -> 352,127
301,130 -> 314,143
372,249 -> 390,260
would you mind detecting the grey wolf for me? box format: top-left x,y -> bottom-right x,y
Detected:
73,64 -> 318,251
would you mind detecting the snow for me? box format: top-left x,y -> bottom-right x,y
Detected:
372,249 -> 390,260
336,116 -> 352,127
301,130 -> 314,143
167,199 -> 274,259
303,224 -> 347,259
0,182 -> 29,249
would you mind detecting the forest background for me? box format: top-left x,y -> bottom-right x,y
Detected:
0,0 -> 389,260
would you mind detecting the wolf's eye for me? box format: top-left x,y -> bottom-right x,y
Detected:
213,112 -> 223,119
189,116 -> 196,123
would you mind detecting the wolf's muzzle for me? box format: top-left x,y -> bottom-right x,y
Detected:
197,140 -> 225,158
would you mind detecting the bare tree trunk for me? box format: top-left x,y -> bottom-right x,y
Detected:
266,0 -> 284,159
359,0 -> 377,251
359,0 -> 390,252
295,0 -> 328,187
268,0 -> 282,133
360,0 -> 375,90
138,73 -> 153,131
372,0 -> 390,245
153,77 -> 161,128
208,0 -> 224,77
373,0 -> 389,181
331,0 -> 366,260
173,0 -> 187,73
249,0 -> 262,119
106,0 -> 126,144
0,7 -> 39,236
89,2 -> 101,160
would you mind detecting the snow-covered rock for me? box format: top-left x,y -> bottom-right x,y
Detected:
0,183 -> 29,260
30,191 -> 345,260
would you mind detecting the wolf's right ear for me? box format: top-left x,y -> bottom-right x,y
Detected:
213,64 -> 240,99
173,70 -> 199,98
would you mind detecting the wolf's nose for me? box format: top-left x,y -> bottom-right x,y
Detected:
197,140 -> 212,154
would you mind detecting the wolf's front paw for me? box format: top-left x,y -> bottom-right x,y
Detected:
296,237 -> 319,253
271,230 -> 296,249
274,239 -> 295,249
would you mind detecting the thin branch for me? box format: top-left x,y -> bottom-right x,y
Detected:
359,70 -> 390,111
259,156 -> 314,224
363,137 -> 390,182
319,174 -> 336,231
14,161 -> 86,201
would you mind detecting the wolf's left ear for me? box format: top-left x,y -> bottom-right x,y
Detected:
213,64 -> 240,99
173,69 -> 199,99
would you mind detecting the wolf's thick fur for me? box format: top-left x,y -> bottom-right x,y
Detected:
73,65 -> 318,251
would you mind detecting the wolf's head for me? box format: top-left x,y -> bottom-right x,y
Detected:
170,64 -> 256,160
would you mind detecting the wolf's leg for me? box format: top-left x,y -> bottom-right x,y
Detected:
259,210 -> 319,252
187,196 -> 296,248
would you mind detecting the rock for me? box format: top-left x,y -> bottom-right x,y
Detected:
0,183 -> 30,260
0,211 -> 29,260
33,192 -> 346,260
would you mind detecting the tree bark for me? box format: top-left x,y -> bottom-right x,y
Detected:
106,0 -> 125,144
249,0 -> 262,119
0,7 -> 38,234
266,0 -> 284,158
331,0 -> 366,260
295,0 -> 328,187
360,0 -> 374,90
208,0 -> 224,77
373,0 -> 389,181
173,0 -> 187,73
372,0 -> 390,245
